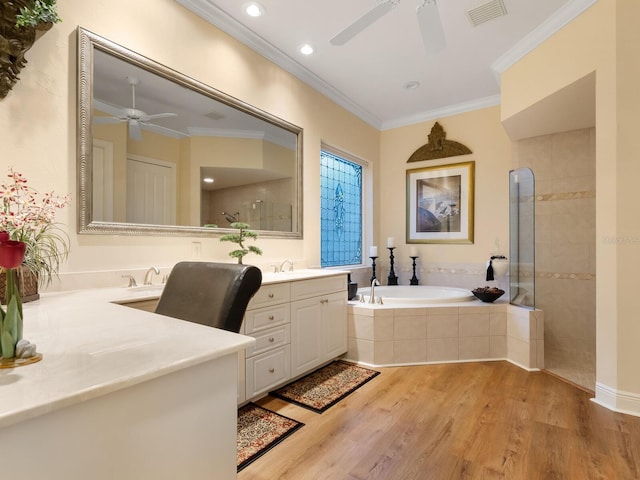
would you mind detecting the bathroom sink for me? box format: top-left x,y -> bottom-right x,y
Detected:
127,284 -> 165,292
114,284 -> 165,303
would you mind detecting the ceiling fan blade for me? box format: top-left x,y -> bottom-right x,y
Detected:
330,0 -> 399,46
140,122 -> 188,139
93,99 -> 128,119
141,112 -> 178,122
93,116 -> 125,125
128,119 -> 143,141
417,0 -> 446,55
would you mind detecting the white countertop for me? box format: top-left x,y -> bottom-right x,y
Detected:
0,286 -> 254,429
0,268 -> 349,429
261,268 -> 348,284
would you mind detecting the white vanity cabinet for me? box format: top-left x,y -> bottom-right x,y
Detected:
242,282 -> 292,401
290,276 -> 347,377
240,272 -> 348,403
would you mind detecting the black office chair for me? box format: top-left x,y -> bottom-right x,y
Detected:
155,261 -> 262,333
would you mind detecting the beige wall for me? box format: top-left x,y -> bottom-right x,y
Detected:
0,0 -> 379,277
379,106 -> 512,275
502,0 -> 640,410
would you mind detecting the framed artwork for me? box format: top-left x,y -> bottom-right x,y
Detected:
406,161 -> 474,244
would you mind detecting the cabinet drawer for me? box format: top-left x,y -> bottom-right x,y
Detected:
248,283 -> 290,309
246,345 -> 291,398
245,324 -> 291,358
244,304 -> 290,334
290,275 -> 346,301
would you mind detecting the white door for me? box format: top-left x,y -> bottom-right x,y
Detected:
126,155 -> 176,225
92,139 -> 114,222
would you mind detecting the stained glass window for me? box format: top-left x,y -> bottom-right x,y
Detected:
320,150 -> 363,267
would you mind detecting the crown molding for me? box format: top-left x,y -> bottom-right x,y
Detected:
176,0 -> 596,131
175,0 -> 382,128
380,95 -> 501,131
491,0 -> 599,79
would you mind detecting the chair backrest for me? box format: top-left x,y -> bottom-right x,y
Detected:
155,261 -> 262,333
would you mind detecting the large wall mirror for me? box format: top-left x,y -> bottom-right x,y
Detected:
77,28 -> 303,238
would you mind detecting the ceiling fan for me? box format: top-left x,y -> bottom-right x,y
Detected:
330,0 -> 446,55
93,76 -> 179,141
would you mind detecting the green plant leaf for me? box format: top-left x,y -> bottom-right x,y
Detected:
1,331 -> 14,358
4,296 -> 20,341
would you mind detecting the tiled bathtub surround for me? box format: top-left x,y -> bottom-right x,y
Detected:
349,262 -> 509,294
346,302 -> 543,371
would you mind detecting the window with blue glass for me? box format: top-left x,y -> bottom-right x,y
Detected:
320,150 -> 363,267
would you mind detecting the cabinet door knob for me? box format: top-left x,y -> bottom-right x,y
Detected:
269,337 -> 275,342
269,368 -> 275,373
268,315 -> 275,320
268,293 -> 275,298
321,298 -> 329,304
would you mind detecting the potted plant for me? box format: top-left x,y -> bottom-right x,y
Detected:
220,222 -> 262,264
15,0 -> 61,28
0,168 -> 70,302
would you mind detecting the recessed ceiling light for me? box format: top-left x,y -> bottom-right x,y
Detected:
203,177 -> 214,184
299,43 -> 315,55
404,81 -> 421,90
243,2 -> 265,17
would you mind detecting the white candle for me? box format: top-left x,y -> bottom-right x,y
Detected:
369,246 -> 378,257
387,237 -> 395,248
410,246 -> 418,257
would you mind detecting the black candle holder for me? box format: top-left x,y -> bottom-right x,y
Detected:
369,257 -> 378,284
387,247 -> 398,285
409,256 -> 419,285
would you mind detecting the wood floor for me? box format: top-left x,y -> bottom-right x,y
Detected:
239,361 -> 640,480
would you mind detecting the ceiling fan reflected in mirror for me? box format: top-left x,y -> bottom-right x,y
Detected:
330,0 -> 446,55
93,76 -> 180,141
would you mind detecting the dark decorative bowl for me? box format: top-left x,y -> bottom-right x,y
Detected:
471,288 -> 505,303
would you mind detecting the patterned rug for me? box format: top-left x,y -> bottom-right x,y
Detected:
270,360 -> 380,413
237,403 -> 304,472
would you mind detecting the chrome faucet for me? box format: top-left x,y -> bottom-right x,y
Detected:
369,278 -> 380,304
144,266 -> 160,285
279,259 -> 294,272
121,274 -> 137,287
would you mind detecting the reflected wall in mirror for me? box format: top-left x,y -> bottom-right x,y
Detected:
77,27 -> 303,238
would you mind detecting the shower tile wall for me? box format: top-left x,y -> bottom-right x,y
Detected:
201,177 -> 293,230
514,128 -> 596,391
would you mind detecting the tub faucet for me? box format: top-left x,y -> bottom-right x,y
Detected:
144,266 -> 160,285
279,259 -> 294,272
369,278 -> 380,304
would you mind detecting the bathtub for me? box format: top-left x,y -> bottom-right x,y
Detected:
347,285 -> 544,371
356,285 -> 475,304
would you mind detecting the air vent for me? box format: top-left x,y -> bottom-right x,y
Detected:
205,111 -> 225,120
467,0 -> 507,27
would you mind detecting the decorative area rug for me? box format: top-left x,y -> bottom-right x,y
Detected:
270,360 -> 380,413
237,403 -> 304,472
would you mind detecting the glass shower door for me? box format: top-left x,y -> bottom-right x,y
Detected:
509,168 -> 535,308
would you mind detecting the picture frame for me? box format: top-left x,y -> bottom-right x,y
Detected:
406,161 -> 474,244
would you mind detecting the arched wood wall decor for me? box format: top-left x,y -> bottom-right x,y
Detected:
407,122 -> 472,163
0,1 -> 52,99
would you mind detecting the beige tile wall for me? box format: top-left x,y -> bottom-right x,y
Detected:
514,127 -> 596,390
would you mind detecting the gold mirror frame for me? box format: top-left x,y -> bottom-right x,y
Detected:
77,27 -> 303,238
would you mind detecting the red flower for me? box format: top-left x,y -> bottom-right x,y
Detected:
0,240 -> 26,269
